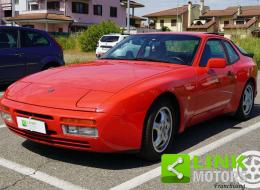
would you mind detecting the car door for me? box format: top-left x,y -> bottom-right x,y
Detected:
19,29 -> 51,75
194,38 -> 236,117
0,28 -> 26,84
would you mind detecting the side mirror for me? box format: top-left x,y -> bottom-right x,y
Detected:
207,58 -> 227,69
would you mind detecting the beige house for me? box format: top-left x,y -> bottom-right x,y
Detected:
188,5 -> 260,38
188,7 -> 237,32
144,1 -> 208,32
130,15 -> 146,28
224,6 -> 260,38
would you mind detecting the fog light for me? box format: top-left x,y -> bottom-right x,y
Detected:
62,125 -> 98,137
0,111 -> 13,123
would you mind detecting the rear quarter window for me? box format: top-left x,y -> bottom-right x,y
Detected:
100,36 -> 120,42
223,41 -> 239,64
21,30 -> 50,48
0,29 -> 18,49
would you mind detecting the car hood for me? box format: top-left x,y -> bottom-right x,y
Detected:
6,60 -> 184,110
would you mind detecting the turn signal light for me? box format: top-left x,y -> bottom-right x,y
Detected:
60,117 -> 96,126
0,111 -> 13,123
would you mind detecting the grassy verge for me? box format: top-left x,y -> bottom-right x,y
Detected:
64,50 -> 96,65
232,37 -> 260,69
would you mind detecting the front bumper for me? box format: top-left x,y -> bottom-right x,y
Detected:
0,98 -> 142,152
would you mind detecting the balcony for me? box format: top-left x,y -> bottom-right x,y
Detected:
0,0 -> 11,4
0,0 -> 12,10
20,9 -> 64,15
20,1 -> 65,15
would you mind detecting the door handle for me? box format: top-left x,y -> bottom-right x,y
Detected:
14,53 -> 23,57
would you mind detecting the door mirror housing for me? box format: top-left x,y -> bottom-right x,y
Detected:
207,58 -> 227,69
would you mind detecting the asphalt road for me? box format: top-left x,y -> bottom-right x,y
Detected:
0,76 -> 260,190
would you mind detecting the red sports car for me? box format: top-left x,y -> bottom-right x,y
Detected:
0,33 -> 257,160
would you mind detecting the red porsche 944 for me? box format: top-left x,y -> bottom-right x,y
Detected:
0,33 -> 257,160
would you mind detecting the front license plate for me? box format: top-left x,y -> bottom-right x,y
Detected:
17,117 -> 46,134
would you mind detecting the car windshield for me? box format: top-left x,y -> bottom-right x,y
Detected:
100,36 -> 120,42
101,34 -> 201,65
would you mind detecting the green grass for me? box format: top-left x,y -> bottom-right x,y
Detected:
232,37 -> 260,69
64,50 -> 96,65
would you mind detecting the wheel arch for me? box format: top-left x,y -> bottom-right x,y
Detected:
247,77 -> 257,96
143,91 -> 181,134
42,61 -> 61,71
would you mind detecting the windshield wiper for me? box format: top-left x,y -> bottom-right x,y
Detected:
99,57 -> 127,60
133,58 -> 172,63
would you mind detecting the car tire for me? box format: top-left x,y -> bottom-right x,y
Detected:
234,82 -> 255,121
42,63 -> 60,71
139,98 -> 178,161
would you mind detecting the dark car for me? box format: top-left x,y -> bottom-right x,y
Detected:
0,26 -> 64,85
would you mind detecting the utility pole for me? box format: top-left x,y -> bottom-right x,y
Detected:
11,0 -> 15,26
176,0 -> 179,32
127,0 -> 130,34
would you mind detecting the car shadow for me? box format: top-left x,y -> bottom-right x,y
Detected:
21,104 -> 260,170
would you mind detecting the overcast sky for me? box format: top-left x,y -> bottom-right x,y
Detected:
134,0 -> 260,16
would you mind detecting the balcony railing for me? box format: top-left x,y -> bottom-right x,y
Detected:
20,9 -> 64,15
0,0 -> 11,4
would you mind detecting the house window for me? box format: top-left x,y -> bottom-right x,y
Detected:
171,19 -> 177,26
94,5 -> 102,16
72,2 -> 88,14
4,10 -> 12,17
110,7 -> 117,17
160,20 -> 164,27
224,21 -> 229,26
28,1 -> 39,11
47,1 -> 60,11
15,0 -> 19,5
236,20 -> 244,25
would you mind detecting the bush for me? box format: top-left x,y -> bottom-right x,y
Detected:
79,20 -> 121,52
161,26 -> 171,32
232,37 -> 260,69
55,35 -> 77,50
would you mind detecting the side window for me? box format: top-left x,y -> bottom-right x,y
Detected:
0,29 -> 18,49
200,39 -> 226,67
223,41 -> 239,64
21,30 -> 50,48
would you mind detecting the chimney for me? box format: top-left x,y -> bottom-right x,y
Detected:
238,6 -> 242,16
200,0 -> 204,16
188,1 -> 192,27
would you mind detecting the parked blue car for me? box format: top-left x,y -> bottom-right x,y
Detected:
0,26 -> 64,85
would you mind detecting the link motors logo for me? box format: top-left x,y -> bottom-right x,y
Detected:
233,151 -> 260,189
161,151 -> 260,189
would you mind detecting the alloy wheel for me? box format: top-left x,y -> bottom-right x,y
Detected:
152,107 -> 173,153
243,84 -> 254,115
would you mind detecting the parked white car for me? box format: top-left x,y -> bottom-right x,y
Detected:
96,34 -> 129,58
